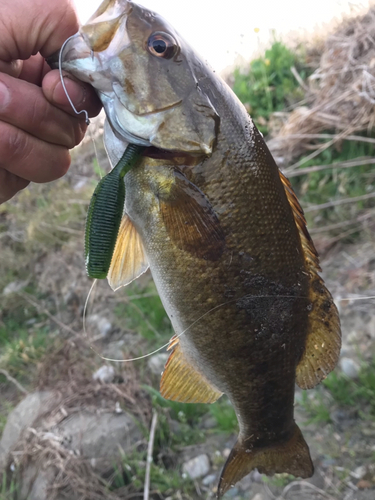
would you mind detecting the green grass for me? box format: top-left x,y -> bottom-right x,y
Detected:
209,397 -> 238,433
114,281 -> 173,344
323,358 -> 375,417
110,448 -> 195,497
0,471 -> 17,500
233,41 -> 312,134
298,389 -> 332,425
290,136 -> 375,229
299,358 -> 375,424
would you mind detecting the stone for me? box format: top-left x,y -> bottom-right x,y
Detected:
86,314 -> 112,338
202,473 -> 217,486
251,494 -> 263,500
2,280 -> 28,296
353,465 -> 367,479
182,454 -> 210,479
147,353 -> 168,376
53,410 -> 142,464
340,357 -> 360,379
92,365 -> 115,383
0,391 -> 54,468
19,465 -> 58,500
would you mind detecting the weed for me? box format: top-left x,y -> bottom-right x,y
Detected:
298,390 -> 332,424
110,446 -> 195,497
0,317 -> 48,380
291,136 -> 375,228
324,358 -> 375,416
0,471 -> 17,500
114,281 -> 173,344
209,397 -> 238,434
232,41 -> 312,134
144,386 -> 207,447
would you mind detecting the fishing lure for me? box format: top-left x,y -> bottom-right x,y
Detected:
85,144 -> 145,279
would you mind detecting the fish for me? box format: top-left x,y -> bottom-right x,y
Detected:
57,0 -> 341,495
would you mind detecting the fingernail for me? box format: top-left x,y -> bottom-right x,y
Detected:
53,77 -> 86,107
0,81 -> 10,111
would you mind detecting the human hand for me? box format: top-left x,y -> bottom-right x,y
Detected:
0,0 -> 102,204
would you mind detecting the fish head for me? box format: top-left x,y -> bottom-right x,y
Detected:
61,0 -> 219,155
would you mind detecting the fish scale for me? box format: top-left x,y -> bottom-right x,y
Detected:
56,0 -> 341,495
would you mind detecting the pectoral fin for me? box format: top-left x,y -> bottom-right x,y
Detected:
107,214 -> 149,291
160,339 -> 223,404
158,170 -> 225,261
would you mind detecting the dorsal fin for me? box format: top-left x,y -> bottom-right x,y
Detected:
279,170 -> 341,390
279,171 -> 321,272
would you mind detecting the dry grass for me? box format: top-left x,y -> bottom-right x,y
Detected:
268,6 -> 375,168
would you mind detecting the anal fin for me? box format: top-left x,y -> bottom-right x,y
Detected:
107,214 -> 149,291
160,341 -> 223,404
218,423 -> 314,498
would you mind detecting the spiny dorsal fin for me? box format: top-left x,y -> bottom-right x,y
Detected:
279,170 -> 341,390
107,214 -> 149,291
160,338 -> 223,404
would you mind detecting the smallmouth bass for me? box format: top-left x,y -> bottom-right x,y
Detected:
58,0 -> 341,494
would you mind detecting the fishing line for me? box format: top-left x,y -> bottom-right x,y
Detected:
59,35 -> 90,125
83,292 -> 311,363
83,278 -> 98,341
82,281 -> 374,363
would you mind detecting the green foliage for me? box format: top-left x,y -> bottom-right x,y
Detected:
0,471 -> 17,500
290,137 -> 375,227
324,359 -> 375,416
209,397 -> 238,433
114,281 -> 173,343
144,386 -> 207,447
232,41 -> 311,133
298,390 -> 332,425
110,448 -> 195,497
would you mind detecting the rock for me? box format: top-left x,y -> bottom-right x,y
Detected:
182,454 -> 210,479
353,465 -> 367,479
19,465 -> 58,500
92,365 -> 115,383
340,357 -> 360,379
225,486 -> 239,498
202,473 -> 217,486
2,280 -> 28,296
0,391 -> 54,468
357,479 -> 373,489
86,314 -> 112,338
147,353 -> 168,376
202,416 -> 217,429
54,410 -> 142,465
251,495 -> 264,500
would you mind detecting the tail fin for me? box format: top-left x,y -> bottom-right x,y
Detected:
217,423 -> 313,498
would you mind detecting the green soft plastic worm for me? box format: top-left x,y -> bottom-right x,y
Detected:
85,144 -> 145,279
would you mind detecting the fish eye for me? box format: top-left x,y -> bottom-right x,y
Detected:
147,32 -> 177,59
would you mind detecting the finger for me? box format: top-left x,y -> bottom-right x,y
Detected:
0,120 -> 71,184
0,169 -> 29,205
0,59 -> 23,78
18,54 -> 48,85
0,72 -> 87,149
42,70 -> 102,118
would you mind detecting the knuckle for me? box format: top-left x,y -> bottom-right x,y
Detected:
0,122 -> 29,164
